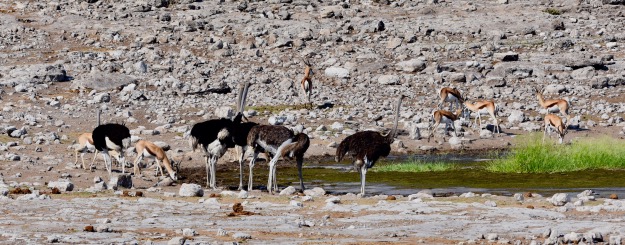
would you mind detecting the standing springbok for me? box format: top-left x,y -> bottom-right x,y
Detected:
463,100 -> 500,133
189,82 -> 250,189
133,140 -> 178,181
246,125 -> 310,194
74,133 -> 98,170
437,87 -> 464,111
427,109 -> 463,142
300,59 -> 314,106
534,87 -> 570,121
335,95 -> 404,196
92,123 -> 131,176
544,114 -> 568,144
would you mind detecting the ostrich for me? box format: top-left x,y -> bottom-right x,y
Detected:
246,125 -> 310,194
189,82 -> 250,189
133,140 -> 178,181
74,133 -> 98,170
437,87 -> 464,111
335,95 -> 404,196
92,123 -> 131,176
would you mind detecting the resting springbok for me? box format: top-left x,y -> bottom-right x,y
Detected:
437,87 -> 464,111
133,140 -> 178,180
463,100 -> 500,134
534,87 -> 570,121
427,109 -> 463,142
543,114 -> 568,144
75,133 -> 98,170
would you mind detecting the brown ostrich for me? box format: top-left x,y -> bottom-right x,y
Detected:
335,95 -> 405,196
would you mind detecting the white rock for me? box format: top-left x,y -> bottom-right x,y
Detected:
279,186 -> 297,196
47,180 -> 74,192
507,110 -> 526,124
378,75 -> 401,85
233,232 -> 252,240
395,59 -> 426,72
330,122 -> 344,130
549,193 -> 570,206
237,190 -> 249,199
167,237 -> 186,245
182,228 -> 197,237
324,67 -> 350,78
179,183 -> 204,197
325,196 -> 341,204
290,200 -> 303,207
303,187 -> 326,197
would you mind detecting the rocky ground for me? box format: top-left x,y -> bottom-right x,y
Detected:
2,0 -> 625,244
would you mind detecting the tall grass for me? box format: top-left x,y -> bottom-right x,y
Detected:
487,134 -> 625,173
375,159 -> 455,173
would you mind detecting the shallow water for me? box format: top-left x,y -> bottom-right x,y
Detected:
180,153 -> 625,198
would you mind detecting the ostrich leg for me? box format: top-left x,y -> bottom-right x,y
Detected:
360,164 -> 367,196
248,151 -> 259,191
296,156 -> 305,192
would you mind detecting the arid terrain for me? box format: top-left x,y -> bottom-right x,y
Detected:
1,0 -> 625,244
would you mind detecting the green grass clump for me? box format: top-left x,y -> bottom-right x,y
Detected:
374,159 -> 455,173
487,134 -> 625,173
543,8 -> 562,15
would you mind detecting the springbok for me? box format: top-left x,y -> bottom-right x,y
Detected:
463,100 -> 500,134
427,109 -> 463,142
437,87 -> 464,111
133,140 -> 178,180
543,114 -> 568,144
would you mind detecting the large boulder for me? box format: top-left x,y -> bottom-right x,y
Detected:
324,67 -> 350,78
507,110 -> 526,124
395,59 -> 426,72
378,75 -> 401,85
549,193 -> 570,206
72,72 -> 137,90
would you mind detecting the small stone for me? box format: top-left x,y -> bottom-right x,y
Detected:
325,197 -> 341,204
47,180 -> 74,192
179,183 -> 204,197
484,200 -> 497,207
610,194 -> 619,199
182,228 -> 197,237
108,174 -> 132,190
217,228 -> 228,236
238,190 -> 249,199
233,232 -> 252,240
290,200 -> 303,207
167,237 -> 186,245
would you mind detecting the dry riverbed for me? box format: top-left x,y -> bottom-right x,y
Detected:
2,179 -> 625,244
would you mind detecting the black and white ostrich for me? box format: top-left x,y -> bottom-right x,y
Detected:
189,82 -> 250,189
92,123 -> 131,176
335,95 -> 404,196
246,125 -> 310,194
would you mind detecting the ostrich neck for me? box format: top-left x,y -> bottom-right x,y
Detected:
387,97 -> 402,142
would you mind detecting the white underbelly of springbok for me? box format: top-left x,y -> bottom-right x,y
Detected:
142,149 -> 156,159
445,94 -> 459,103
